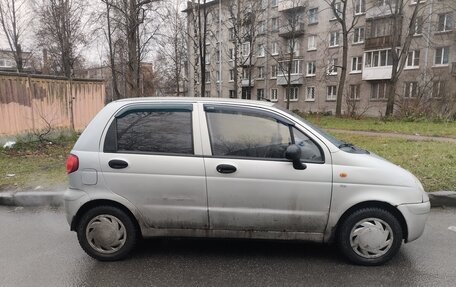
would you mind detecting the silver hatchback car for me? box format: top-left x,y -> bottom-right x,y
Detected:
65,98 -> 430,265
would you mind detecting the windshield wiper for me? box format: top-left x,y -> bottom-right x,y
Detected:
338,143 -> 355,149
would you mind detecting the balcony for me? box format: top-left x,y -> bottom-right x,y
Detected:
241,79 -> 255,87
278,0 -> 306,12
277,74 -> 304,85
364,35 -> 400,50
366,3 -> 396,19
362,66 -> 392,81
279,22 -> 305,38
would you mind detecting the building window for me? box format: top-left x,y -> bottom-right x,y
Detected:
376,0 -> 391,7
351,56 -> 363,72
271,88 -> 278,101
285,87 -> 299,101
355,0 -> 365,14
205,71 -> 211,83
365,49 -> 393,67
306,86 -> 316,101
287,38 -> 299,54
406,50 -> 420,68
241,42 -> 250,57
329,31 -> 339,47
349,85 -> 360,100
271,17 -> 279,31
328,58 -> 338,75
271,65 -> 277,78
258,21 -> 266,34
371,81 -> 388,100
271,41 -> 278,55
404,82 -> 419,98
308,8 -> 318,24
331,2 -> 342,19
257,66 -> 265,79
307,61 -> 316,76
413,16 -> 423,35
257,44 -> 265,57
279,60 -> 302,75
216,49 -> 221,63
432,80 -> 446,98
229,28 -> 235,40
271,0 -> 278,7
327,86 -> 337,101
370,18 -> 392,38
353,27 -> 365,44
242,68 -> 250,80
205,91 -> 210,97
229,90 -> 236,98
435,47 -> 449,65
257,89 -> 265,100
205,51 -> 210,64
307,35 -> 316,50
229,48 -> 234,60
437,13 -> 453,32
216,71 -> 221,82
229,69 -> 234,81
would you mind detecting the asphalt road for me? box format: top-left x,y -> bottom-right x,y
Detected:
0,207 -> 455,287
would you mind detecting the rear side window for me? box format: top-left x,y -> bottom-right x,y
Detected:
104,109 -> 193,155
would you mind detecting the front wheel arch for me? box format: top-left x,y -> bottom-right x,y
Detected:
332,201 -> 408,243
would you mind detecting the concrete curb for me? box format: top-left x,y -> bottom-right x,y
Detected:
1,190 -> 455,208
0,191 -> 64,207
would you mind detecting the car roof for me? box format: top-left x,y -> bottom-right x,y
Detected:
114,97 -> 276,107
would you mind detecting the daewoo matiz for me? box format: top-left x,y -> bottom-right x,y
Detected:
64,98 -> 430,265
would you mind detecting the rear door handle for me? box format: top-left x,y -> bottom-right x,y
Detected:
109,159 -> 128,169
216,164 -> 237,174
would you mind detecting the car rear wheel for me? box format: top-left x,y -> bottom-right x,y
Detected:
77,205 -> 138,261
338,207 -> 403,266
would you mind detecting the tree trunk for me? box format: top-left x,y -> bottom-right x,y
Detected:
106,2 -> 121,101
336,28 -> 348,117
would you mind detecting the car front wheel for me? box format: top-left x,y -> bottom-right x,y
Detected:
76,205 -> 138,261
338,207 -> 403,266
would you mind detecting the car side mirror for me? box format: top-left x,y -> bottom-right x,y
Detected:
285,144 -> 307,170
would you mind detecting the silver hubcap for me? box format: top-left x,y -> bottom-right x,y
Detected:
350,218 -> 394,259
86,215 -> 127,254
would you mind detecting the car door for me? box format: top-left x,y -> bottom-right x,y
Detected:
99,103 -> 209,229
201,104 -> 332,233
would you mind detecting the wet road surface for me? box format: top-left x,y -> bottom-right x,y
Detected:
0,207 -> 455,287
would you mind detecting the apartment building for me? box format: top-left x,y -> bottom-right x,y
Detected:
185,0 -> 456,116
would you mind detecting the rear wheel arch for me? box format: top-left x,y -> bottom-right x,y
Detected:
71,199 -> 141,236
332,201 -> 408,242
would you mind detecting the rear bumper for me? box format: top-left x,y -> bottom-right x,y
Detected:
63,188 -> 90,228
397,201 -> 431,243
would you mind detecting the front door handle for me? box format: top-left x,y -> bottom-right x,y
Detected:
109,159 -> 128,169
216,164 -> 237,174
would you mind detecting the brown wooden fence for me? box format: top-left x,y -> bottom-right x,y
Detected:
0,73 -> 105,136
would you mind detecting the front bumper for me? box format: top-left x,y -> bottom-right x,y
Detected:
397,201 -> 431,243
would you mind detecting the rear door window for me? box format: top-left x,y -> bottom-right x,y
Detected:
104,108 -> 193,155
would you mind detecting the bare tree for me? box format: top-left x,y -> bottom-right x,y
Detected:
269,0 -> 306,109
101,0 -> 161,98
156,0 -> 187,96
325,0 -> 362,117
222,0 -> 264,99
0,0 -> 30,72
383,0 -> 425,117
36,0 -> 87,77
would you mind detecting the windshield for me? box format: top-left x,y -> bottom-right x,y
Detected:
274,105 -> 344,147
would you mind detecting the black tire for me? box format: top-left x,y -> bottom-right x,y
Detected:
76,205 -> 139,261
337,207 -> 403,266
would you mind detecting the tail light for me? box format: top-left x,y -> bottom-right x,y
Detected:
66,154 -> 79,174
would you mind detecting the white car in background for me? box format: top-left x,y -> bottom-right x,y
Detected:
64,98 -> 430,265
